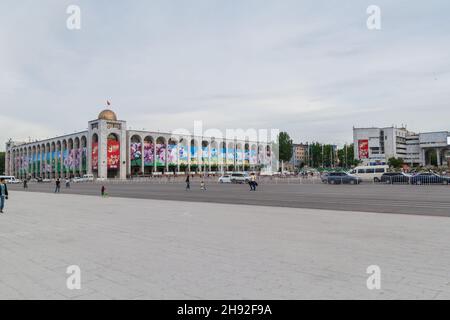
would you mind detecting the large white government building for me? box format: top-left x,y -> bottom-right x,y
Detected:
4,109 -> 274,180
353,126 -> 450,167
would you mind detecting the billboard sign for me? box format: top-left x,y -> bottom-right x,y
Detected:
358,139 -> 369,159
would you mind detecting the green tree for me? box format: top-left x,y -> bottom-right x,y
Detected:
277,132 -> 293,171
278,132 -> 293,163
388,157 -> 404,169
0,152 -> 4,174
426,150 -> 437,166
337,144 -> 359,168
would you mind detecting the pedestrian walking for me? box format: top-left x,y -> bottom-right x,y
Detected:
23,179 -> 28,189
200,180 -> 206,191
249,173 -> 257,191
0,178 -> 8,213
101,185 -> 106,197
185,175 -> 190,190
55,178 -> 61,193
65,178 -> 71,188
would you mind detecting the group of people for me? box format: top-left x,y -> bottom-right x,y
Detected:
3,172 -> 260,214
54,178 -> 71,193
54,178 -> 108,197
185,175 -> 207,191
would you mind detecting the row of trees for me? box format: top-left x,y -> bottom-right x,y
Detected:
277,132 -> 360,170
305,142 -> 359,168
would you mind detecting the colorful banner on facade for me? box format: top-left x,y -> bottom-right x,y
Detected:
76,149 -> 83,170
144,142 -> 154,166
210,148 -> 218,165
36,153 -> 40,174
51,151 -> 56,172
220,148 -> 226,164
155,144 -> 166,167
358,139 -> 369,159
190,146 -> 198,165
62,150 -> 68,172
250,149 -> 257,165
92,143 -> 98,170
28,155 -> 33,173
201,147 -> 209,165
236,148 -> 243,163
56,150 -> 61,172
227,148 -> 235,165
46,152 -> 52,173
64,149 -> 79,170
178,145 -> 188,164
130,142 -> 142,167
32,154 -> 37,173
107,140 -> 120,169
82,148 -> 87,171
167,144 -> 177,165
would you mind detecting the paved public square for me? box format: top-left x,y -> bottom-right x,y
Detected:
2,190 -> 450,299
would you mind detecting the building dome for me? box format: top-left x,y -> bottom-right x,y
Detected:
98,109 -> 117,121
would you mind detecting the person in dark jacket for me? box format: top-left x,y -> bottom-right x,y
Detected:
185,175 -> 190,190
0,178 -> 9,213
55,179 -> 61,193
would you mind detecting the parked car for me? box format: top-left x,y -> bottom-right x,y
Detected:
322,172 -> 361,185
0,175 -> 21,184
410,173 -> 450,185
378,172 -> 412,184
218,175 -> 232,183
230,172 -> 251,184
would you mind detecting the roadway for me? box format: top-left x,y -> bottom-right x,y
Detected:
8,181 -> 450,217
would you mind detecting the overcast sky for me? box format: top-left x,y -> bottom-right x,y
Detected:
1,0 -> 449,150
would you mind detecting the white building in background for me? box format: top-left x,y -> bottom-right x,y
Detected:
4,109 -> 275,180
353,126 -> 450,167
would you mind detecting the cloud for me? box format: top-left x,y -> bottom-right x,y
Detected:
1,0 -> 449,150
0,114 -> 56,144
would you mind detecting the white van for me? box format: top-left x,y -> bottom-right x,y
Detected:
348,165 -> 388,181
73,174 -> 95,183
83,174 -> 95,181
0,176 -> 21,184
